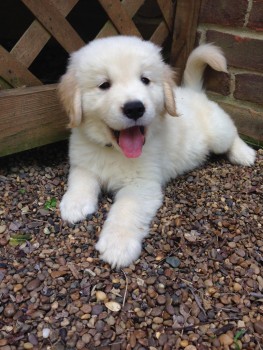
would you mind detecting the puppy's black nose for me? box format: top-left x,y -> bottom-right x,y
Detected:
123,101 -> 145,120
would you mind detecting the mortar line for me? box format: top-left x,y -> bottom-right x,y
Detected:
244,0 -> 253,27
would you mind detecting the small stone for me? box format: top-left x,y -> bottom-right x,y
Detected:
4,303 -> 15,317
219,333 -> 233,346
134,330 -> 146,339
96,291 -> 107,301
165,256 -> 180,268
92,304 -> 104,315
153,317 -> 163,324
50,270 -> 68,278
23,343 -> 33,349
129,333 -> 137,347
106,315 -> 115,326
228,242 -> 236,248
61,318 -> 70,327
42,328 -> 50,338
237,320 -> 245,328
51,301 -> 59,310
224,183 -> 232,189
0,237 -> 8,246
70,291 -> 80,301
81,304 -> 92,314
14,284 -> 23,292
254,320 -> 263,334
0,225 -> 6,234
185,346 -> 197,350
26,278 -> 41,291
105,301 -> 121,312
233,282 -> 242,292
0,339 -> 8,346
180,339 -> 189,347
82,333 -> 91,344
157,295 -> 166,305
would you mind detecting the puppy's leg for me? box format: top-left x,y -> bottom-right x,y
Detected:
206,104 -> 256,166
227,135 -> 256,166
96,181 -> 163,268
60,167 -> 100,224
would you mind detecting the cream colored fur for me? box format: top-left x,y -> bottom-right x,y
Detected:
58,36 -> 256,268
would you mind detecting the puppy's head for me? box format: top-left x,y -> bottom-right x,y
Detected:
58,36 -> 177,158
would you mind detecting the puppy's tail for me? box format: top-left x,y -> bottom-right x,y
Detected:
182,43 -> 228,91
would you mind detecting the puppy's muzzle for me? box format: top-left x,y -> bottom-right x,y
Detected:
123,100 -> 145,121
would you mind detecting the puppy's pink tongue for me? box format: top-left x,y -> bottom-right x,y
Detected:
119,126 -> 144,158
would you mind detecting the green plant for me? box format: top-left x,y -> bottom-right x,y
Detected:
233,329 -> 246,350
9,234 -> 32,246
44,197 -> 57,210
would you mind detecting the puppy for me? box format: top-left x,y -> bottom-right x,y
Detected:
58,36 -> 255,268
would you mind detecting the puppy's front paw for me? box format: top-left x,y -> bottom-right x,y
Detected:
60,192 -> 96,224
96,228 -> 142,268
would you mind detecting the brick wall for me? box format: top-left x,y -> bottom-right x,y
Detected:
197,0 -> 263,144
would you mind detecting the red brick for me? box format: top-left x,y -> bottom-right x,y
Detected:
206,30 -> 263,71
248,0 -> 263,31
234,73 -> 263,105
204,67 -> 230,96
199,0 -> 248,26
214,99 -> 263,141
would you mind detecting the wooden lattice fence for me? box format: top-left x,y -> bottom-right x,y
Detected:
0,0 -> 201,157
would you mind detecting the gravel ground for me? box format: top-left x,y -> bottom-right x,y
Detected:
0,142 -> 262,350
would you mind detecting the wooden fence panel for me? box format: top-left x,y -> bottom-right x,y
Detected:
0,0 -> 204,156
0,85 -> 68,156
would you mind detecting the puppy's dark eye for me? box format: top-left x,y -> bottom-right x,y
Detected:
141,76 -> 150,85
99,81 -> 111,90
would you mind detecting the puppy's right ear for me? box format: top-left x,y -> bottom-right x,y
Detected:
58,70 -> 82,128
163,64 -> 178,117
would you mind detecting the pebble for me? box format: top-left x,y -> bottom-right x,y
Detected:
180,340 -> 189,347
61,318 -> 70,327
254,320 -> 263,334
4,303 -> 15,317
42,328 -> 50,338
23,343 -> 33,349
14,283 -> 23,292
157,295 -> 166,305
96,290 -> 107,301
0,225 -> 6,234
219,333 -> 233,346
0,339 -> 8,346
81,304 -> 92,314
165,256 -> 181,268
26,278 -> 41,291
92,304 -> 104,315
233,282 -> 242,291
82,333 -> 91,344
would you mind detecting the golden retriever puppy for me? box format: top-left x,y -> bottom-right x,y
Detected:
58,36 -> 255,268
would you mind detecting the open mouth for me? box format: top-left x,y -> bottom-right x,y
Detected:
112,126 -> 145,158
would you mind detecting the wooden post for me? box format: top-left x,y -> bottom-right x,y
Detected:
170,0 -> 202,83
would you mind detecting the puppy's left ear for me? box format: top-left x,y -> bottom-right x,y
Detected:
58,69 -> 82,128
163,65 -> 178,117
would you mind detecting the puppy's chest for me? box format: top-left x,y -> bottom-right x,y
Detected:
88,149 -> 159,191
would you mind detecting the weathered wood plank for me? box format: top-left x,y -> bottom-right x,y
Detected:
11,0 -> 79,67
98,0 -> 142,37
97,0 -> 145,38
21,0 -> 84,53
0,84 -> 69,157
150,21 -> 170,46
156,0 -> 174,31
0,46 -> 42,88
170,0 -> 202,81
